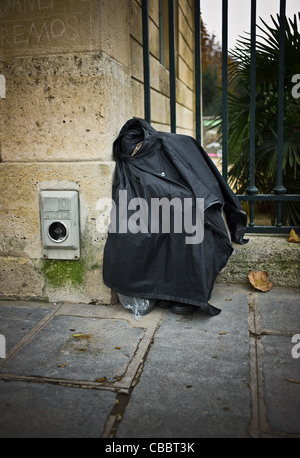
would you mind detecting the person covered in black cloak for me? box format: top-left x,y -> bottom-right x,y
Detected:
103,118 -> 248,316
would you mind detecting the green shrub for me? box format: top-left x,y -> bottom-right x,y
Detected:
219,13 -> 300,225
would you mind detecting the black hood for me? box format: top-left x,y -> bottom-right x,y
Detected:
113,118 -> 158,160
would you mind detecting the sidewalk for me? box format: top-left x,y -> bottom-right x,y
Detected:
0,283 -> 299,438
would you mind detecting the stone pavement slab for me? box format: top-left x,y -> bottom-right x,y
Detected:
0,284 -> 299,438
0,301 -> 163,438
248,287 -> 300,437
0,380 -> 116,438
0,315 -> 144,383
262,335 -> 300,435
0,302 -> 54,352
254,287 -> 300,334
116,284 -> 251,438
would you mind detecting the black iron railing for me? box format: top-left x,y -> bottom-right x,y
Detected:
141,0 -> 300,234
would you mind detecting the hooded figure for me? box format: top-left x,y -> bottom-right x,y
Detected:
103,118 -> 248,316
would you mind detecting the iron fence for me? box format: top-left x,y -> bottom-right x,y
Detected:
141,0 -> 300,234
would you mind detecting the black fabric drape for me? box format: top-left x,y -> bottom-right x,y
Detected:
103,119 -> 248,315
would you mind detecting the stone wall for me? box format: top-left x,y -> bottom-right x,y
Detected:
130,0 -> 195,135
0,0 -> 133,303
218,236 -> 300,288
0,0 -> 199,304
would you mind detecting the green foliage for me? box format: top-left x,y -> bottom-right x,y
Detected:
203,65 -> 222,116
201,19 -> 223,116
220,13 -> 300,225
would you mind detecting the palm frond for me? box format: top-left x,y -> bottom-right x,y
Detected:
220,13 -> 300,224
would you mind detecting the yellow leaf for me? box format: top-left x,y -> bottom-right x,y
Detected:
72,333 -> 91,339
248,270 -> 273,292
96,377 -> 107,383
288,229 -> 300,243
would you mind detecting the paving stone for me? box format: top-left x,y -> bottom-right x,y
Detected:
116,285 -> 251,438
261,335 -> 300,436
0,380 -> 116,438
0,303 -> 53,352
255,288 -> 300,333
0,316 -> 144,383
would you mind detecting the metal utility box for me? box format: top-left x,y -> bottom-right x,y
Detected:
40,191 -> 80,260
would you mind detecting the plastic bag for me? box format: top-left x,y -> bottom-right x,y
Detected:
118,294 -> 156,321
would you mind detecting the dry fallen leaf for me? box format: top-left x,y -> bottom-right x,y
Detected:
248,270 -> 273,292
96,377 -> 107,383
72,333 -> 91,339
58,363 -> 68,368
288,229 -> 300,243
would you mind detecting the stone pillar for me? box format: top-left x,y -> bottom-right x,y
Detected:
0,0 -> 132,303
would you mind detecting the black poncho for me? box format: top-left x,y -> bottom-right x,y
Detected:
103,119 -> 247,315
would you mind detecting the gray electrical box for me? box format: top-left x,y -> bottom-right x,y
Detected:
40,190 -> 80,260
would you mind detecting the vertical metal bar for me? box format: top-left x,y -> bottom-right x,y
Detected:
195,0 -> 202,145
142,0 -> 151,124
274,0 -> 287,226
246,0 -> 258,226
169,0 -> 176,132
222,0 -> 228,181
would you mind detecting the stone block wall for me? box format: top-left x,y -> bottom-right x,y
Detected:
0,0 -> 199,304
130,0 -> 195,135
0,0 -> 133,303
